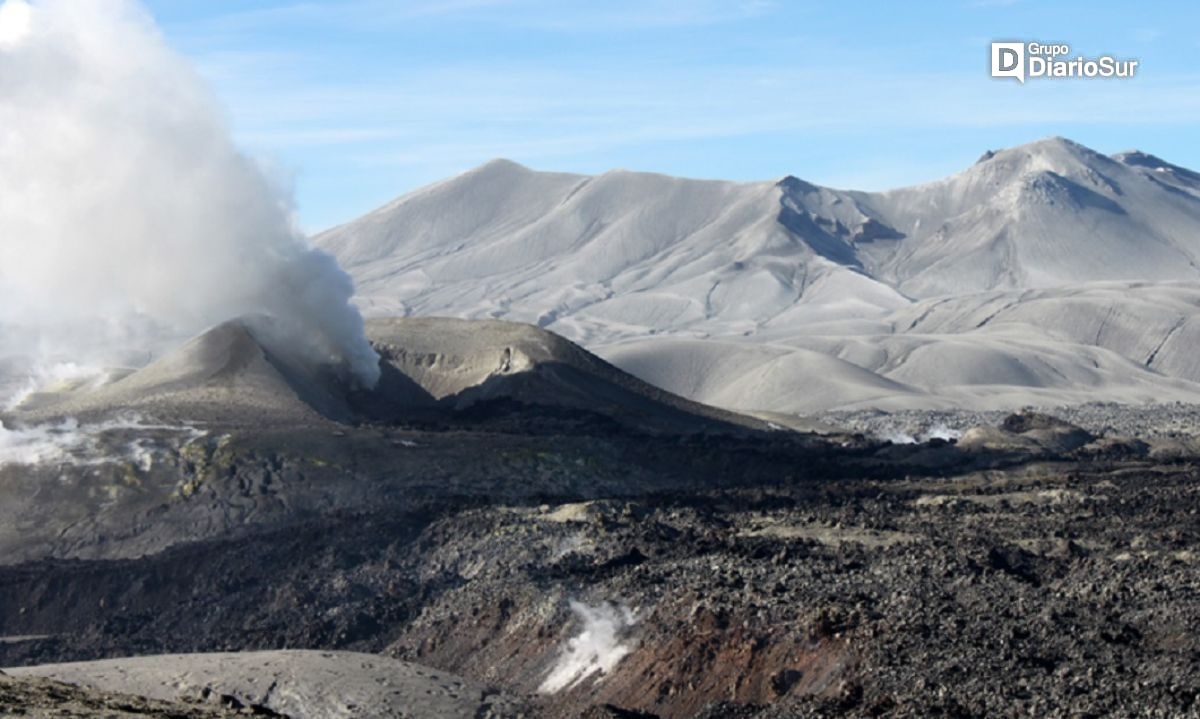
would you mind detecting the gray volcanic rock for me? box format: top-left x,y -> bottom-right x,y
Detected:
958,411 -> 1097,454
0,401 -> 1197,718
8,650 -> 530,718
0,671 -> 238,718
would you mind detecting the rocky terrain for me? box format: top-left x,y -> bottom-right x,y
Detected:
0,318 -> 1197,717
1,422 -> 1197,713
823,401 -> 1200,441
0,670 -> 241,718
391,446 -> 1200,718
7,651 -> 530,718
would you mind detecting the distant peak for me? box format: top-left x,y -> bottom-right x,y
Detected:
777,175 -> 818,193
1030,135 -> 1078,147
1020,136 -> 1093,156
441,158 -> 535,188
473,158 -> 531,174
975,136 -> 1117,176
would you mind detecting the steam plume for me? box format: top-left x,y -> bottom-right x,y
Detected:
540,600 -> 637,693
0,0 -> 380,386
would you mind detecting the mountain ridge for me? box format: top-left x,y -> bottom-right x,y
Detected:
315,137 -> 1200,413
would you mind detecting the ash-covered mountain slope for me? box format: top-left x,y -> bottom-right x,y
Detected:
318,157 -> 910,345
362,317 -> 764,431
13,319 -> 355,425
850,138 -> 1200,296
9,317 -> 764,433
316,138 -> 1200,412
318,137 -> 1200,325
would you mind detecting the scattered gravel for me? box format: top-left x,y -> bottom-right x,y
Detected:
821,401 -> 1200,440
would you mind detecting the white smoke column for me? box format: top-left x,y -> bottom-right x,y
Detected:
539,600 -> 637,694
0,0 -> 379,386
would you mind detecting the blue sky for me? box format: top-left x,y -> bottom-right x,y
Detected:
141,0 -> 1200,232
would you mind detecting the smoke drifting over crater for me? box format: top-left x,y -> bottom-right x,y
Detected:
0,0 -> 379,386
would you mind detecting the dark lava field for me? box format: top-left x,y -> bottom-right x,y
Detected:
1,320 -> 1197,718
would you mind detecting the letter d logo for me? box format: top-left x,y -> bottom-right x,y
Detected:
991,42 -> 1025,83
